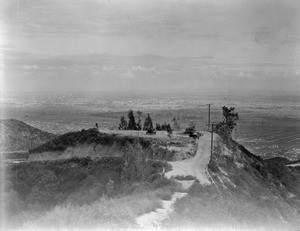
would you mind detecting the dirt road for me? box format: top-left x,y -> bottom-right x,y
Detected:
136,131 -> 215,228
165,131 -> 213,185
100,129 -> 213,185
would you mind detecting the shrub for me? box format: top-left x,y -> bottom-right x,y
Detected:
143,113 -> 154,131
151,177 -> 176,189
184,121 -> 196,134
127,109 -> 137,130
215,106 -> 239,139
121,142 -> 152,184
161,123 -> 172,131
155,188 -> 173,200
118,116 -> 128,130
156,123 -> 161,131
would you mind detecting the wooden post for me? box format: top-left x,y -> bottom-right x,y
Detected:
211,124 -> 214,160
206,104 -> 212,131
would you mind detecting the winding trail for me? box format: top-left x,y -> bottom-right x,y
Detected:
165,131 -> 212,185
136,192 -> 188,229
136,131 -> 214,228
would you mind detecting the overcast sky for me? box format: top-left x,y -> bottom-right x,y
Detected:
1,0 -> 299,95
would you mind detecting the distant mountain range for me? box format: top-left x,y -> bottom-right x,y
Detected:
0,119 -> 56,152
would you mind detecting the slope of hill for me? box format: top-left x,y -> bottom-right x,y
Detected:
4,122 -> 300,230
164,135 -> 300,230
4,139 -> 176,230
0,119 -> 56,152
28,128 -> 197,161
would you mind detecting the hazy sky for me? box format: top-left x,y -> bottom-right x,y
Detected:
1,0 -> 299,95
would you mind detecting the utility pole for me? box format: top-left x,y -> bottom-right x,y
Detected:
206,104 -> 212,131
210,123 -> 214,161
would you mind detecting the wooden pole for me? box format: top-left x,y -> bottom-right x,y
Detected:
210,124 -> 214,160
206,104 -> 212,131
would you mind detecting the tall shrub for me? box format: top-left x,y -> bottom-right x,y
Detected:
121,142 -> 151,184
127,110 -> 137,130
215,106 -> 239,139
143,114 -> 153,131
118,116 -> 128,130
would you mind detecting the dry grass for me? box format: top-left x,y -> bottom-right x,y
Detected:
155,188 -> 173,200
9,178 -> 182,231
15,191 -> 162,230
164,180 -> 300,231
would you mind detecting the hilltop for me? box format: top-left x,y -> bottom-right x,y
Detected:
0,119 -> 56,152
28,128 -> 197,161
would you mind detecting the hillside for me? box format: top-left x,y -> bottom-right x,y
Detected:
164,135 -> 300,230
3,125 -> 300,230
4,142 -> 176,230
0,119 -> 56,152
28,128 -> 197,161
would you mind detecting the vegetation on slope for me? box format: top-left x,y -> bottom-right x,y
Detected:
0,119 -> 56,152
222,138 -> 300,198
4,141 -> 180,229
29,128 -> 187,161
29,128 -> 151,153
164,136 -> 300,230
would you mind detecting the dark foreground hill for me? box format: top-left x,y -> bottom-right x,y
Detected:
0,119 -> 56,152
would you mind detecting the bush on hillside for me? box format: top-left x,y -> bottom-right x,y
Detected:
127,109 -> 137,130
156,122 -> 172,132
184,121 -> 196,135
143,114 -> 154,131
136,110 -> 143,130
118,116 -> 128,130
215,106 -> 239,139
121,141 -> 152,184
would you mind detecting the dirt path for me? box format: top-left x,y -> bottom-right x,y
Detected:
136,192 -> 188,229
136,131 -> 214,228
101,129 -> 212,185
165,131 -> 212,185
